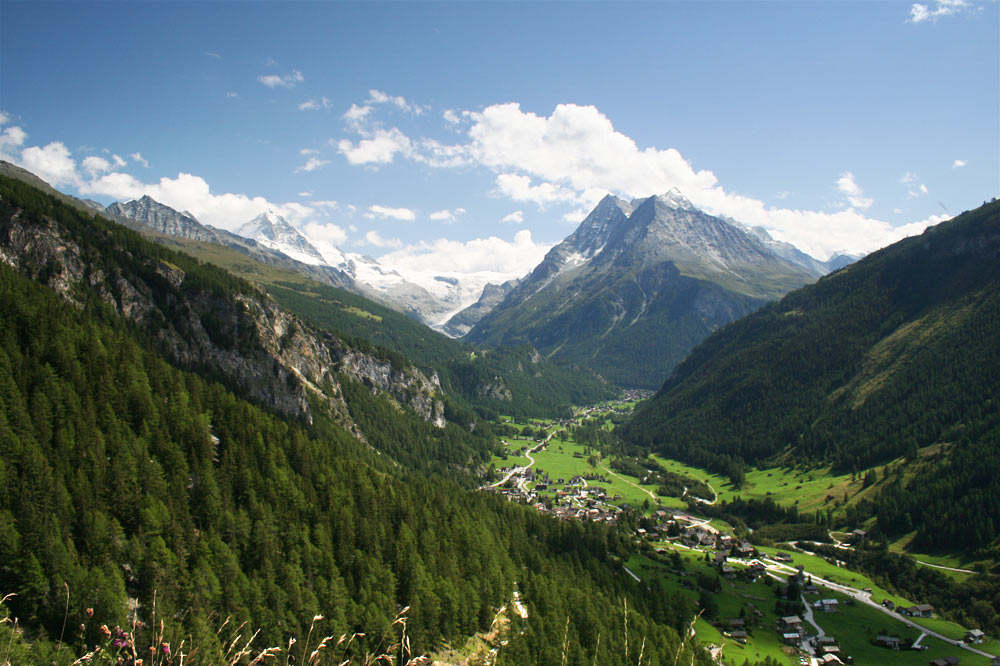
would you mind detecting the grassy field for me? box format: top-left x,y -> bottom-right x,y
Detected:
804,590 -> 994,666
628,551 -> 799,666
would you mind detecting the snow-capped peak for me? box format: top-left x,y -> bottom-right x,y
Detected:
236,210 -> 326,265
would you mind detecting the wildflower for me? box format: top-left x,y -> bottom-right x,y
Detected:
101,624 -> 112,639
161,642 -> 170,656
85,608 -> 94,617
79,623 -> 86,632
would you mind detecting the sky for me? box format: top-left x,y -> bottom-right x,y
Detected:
0,0 -> 997,278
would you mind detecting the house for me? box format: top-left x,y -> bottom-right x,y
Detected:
780,615 -> 803,631
851,529 -> 869,542
818,655 -> 844,666
873,635 -> 903,649
781,632 -> 802,646
734,541 -> 756,558
908,604 -> 935,618
727,630 -> 747,642
882,599 -> 896,611
928,658 -> 960,666
728,618 -> 745,629
814,598 -> 839,613
965,629 -> 985,644
773,552 -> 793,563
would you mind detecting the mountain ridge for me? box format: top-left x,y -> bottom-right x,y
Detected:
466,191 -> 820,387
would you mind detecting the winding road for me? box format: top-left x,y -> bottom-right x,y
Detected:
755,555 -> 997,662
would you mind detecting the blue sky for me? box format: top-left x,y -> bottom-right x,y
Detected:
1,0 -> 996,274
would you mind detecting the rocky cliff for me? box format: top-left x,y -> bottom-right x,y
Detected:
0,171 -> 445,438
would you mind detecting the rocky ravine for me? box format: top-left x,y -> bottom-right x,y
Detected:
0,201 -> 445,439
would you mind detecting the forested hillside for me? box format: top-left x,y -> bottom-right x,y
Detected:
267,279 -> 616,420
622,199 -> 1000,549
0,180 -> 709,664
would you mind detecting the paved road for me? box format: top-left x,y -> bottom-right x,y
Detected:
755,556 -> 997,662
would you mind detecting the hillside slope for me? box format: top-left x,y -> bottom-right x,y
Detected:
622,199 -> 1000,548
0,168 -> 709,665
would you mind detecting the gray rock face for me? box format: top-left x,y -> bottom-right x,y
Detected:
108,195 -> 213,241
441,277 -> 521,338
466,192 -> 820,388
0,198 -> 445,435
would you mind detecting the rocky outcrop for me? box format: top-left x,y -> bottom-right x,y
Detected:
0,191 -> 445,436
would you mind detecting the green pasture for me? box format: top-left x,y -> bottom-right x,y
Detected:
806,590 -> 993,666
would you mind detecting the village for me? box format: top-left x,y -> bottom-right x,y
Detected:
482,401 -> 999,666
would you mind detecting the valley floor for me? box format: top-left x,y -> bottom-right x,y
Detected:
481,399 -> 1000,666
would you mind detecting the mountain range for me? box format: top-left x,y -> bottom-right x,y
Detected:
465,190 -> 837,387
622,198 -> 1000,548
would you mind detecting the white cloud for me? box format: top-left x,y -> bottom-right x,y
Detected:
81,155 -> 113,177
500,210 -> 524,224
952,159 -> 967,168
226,91 -> 240,99
298,191 -> 313,197
495,173 -> 580,207
112,154 -> 127,168
562,208 -> 589,224
365,204 -> 416,221
0,112 -> 10,125
130,152 -> 149,168
443,109 -> 462,125
379,229 -> 551,275
900,171 -> 929,198
79,170 -> 301,231
20,142 -> 81,187
313,199 -> 338,209
303,221 -> 348,246
429,208 -> 466,222
337,128 -> 412,165
258,70 -> 304,88
358,230 -> 403,248
299,96 -> 332,111
836,172 -> 874,210
295,157 -> 330,173
775,190 -> 792,200
205,51 -> 222,59
908,0 -> 975,22
367,89 -> 423,115
0,123 -> 28,160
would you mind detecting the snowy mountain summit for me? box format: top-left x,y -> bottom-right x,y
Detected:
237,210 -> 327,266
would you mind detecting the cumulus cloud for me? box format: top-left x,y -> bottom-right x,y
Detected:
952,159 -> 967,168
0,123 -> 28,160
258,70 -> 304,88
365,204 -> 416,221
908,0 -> 975,22
303,221 -> 348,246
429,208 -> 466,222
836,172 -> 874,210
79,169 -> 309,231
367,89 -> 423,115
358,230 -> 403,248
500,210 -> 524,224
81,155 -> 114,177
337,128 -> 413,165
20,142 -> 81,187
379,229 -> 551,275
495,173 -> 580,207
